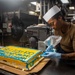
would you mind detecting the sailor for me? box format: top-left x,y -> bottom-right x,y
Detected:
42,5 -> 75,64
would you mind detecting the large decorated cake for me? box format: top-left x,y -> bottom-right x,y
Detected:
0,46 -> 43,70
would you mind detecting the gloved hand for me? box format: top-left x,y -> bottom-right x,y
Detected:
41,52 -> 61,59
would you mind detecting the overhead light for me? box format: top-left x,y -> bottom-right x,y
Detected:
61,0 -> 69,3
69,6 -> 74,10
31,2 -> 37,6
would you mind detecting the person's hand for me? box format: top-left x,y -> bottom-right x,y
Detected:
41,52 -> 61,59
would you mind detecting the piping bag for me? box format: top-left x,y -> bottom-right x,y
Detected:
41,35 -> 62,66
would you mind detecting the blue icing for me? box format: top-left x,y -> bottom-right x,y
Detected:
45,45 -> 54,52
41,45 -> 56,57
0,50 -> 5,56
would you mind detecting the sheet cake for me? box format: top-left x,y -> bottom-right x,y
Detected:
0,46 -> 43,70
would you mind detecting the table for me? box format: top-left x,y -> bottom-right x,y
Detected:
39,59 -> 75,75
0,59 -> 75,75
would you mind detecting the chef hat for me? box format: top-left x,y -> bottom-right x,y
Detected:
43,5 -> 61,22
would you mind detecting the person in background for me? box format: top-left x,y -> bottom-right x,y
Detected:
42,5 -> 75,64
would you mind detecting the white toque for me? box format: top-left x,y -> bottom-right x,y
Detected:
43,5 -> 61,22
